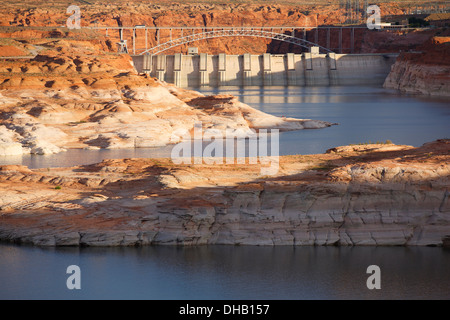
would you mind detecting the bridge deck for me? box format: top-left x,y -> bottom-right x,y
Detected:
85,26 -> 422,55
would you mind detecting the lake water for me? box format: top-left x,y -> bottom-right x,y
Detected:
0,86 -> 449,169
204,86 -> 450,155
1,243 -> 449,300
1,86 -> 449,300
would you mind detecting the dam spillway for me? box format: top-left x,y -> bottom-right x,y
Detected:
132,51 -> 398,87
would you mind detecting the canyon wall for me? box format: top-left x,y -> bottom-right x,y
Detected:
384,37 -> 450,96
0,141 -> 449,247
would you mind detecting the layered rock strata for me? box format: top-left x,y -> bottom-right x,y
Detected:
384,37 -> 450,96
0,140 -> 448,247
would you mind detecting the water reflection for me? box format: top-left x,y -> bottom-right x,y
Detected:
0,146 -> 174,169
1,244 -> 449,300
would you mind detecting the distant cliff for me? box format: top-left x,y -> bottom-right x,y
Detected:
384,37 -> 450,96
0,1 -> 438,55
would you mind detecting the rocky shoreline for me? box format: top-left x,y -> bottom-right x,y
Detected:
0,140 -> 448,247
384,36 -> 450,96
0,3 -> 449,248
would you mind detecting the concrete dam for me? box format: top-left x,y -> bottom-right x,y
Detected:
132,50 -> 398,87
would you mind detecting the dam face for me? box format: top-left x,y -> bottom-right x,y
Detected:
132,52 -> 398,87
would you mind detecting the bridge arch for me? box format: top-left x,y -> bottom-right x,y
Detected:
139,28 -> 334,55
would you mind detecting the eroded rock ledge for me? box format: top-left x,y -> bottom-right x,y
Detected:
0,140 -> 448,247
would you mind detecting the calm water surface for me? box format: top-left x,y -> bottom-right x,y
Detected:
1,244 -> 449,300
0,86 -> 449,169
200,86 -> 450,155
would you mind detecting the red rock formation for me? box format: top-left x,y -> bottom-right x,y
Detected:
384,36 -> 450,96
0,1 -> 434,55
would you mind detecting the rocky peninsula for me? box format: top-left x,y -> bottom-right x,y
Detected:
384,36 -> 450,96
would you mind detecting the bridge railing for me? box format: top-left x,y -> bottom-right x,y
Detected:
87,26 -> 366,55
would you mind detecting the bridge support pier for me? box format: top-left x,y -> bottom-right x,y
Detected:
243,71 -> 251,86
218,71 -> 226,85
286,53 -> 296,86
174,53 -> 182,87
143,53 -> 152,75
157,71 -> 165,82
174,71 -> 181,87
328,52 -> 338,86
304,69 -> 315,86
263,53 -> 272,86
156,55 -> 166,82
200,72 -> 208,86
243,53 -> 252,86
304,47 -> 320,86
218,53 -> 226,86
131,51 -> 397,88
199,53 -> 208,86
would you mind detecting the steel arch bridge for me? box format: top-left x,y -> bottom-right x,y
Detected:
139,28 -> 334,55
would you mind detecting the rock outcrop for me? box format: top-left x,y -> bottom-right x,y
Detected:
0,0 -> 442,55
384,37 -> 450,96
0,39 -> 334,155
0,140 -> 448,247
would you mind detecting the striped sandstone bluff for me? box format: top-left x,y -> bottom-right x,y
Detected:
0,140 -> 449,247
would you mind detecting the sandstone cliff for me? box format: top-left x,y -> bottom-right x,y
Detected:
384,37 -> 450,96
0,140 -> 448,247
